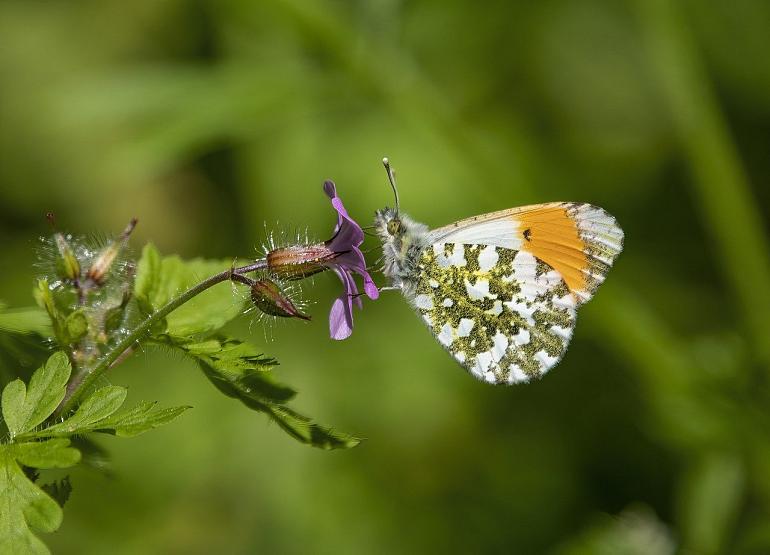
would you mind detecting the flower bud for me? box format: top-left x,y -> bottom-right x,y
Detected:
266,244 -> 337,280
53,233 -> 81,281
251,278 -> 310,320
86,218 -> 137,285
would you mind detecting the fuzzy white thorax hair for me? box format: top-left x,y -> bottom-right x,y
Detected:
374,207 -> 431,298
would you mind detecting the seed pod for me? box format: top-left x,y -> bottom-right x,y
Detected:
251,278 -> 310,320
266,244 -> 337,280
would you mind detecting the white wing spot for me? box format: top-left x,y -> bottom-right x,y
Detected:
415,294 -> 433,310
550,325 -> 573,340
535,350 -> 559,369
435,243 -> 467,268
464,278 -> 493,300
478,245 -> 499,272
486,300 -> 503,316
504,299 -> 536,325
438,323 -> 453,347
491,332 -> 509,363
508,364 -> 529,384
457,318 -> 475,337
473,352 -> 493,376
512,328 -> 530,346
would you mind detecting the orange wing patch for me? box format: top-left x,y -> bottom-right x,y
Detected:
514,203 -> 623,305
516,205 -> 588,295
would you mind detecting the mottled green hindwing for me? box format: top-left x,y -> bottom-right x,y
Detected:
413,243 -> 577,384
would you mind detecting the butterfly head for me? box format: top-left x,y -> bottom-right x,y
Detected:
374,159 -> 431,291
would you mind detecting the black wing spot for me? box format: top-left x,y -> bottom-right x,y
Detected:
523,228 -> 532,242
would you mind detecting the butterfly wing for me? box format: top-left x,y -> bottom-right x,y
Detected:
413,243 -> 577,384
427,202 -> 624,305
411,203 -> 622,384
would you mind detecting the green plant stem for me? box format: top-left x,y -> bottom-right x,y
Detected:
57,260 -> 268,417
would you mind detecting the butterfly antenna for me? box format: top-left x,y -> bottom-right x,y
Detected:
382,157 -> 400,216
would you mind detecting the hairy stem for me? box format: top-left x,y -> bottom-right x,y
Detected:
57,260 -> 268,416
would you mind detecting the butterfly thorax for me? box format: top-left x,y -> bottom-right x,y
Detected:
374,208 -> 430,297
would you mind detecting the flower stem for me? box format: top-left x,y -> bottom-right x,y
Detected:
56,260 -> 268,416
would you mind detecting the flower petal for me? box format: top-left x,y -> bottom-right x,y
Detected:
329,296 -> 353,340
322,180 -> 379,338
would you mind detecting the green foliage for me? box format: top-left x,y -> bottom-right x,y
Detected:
1,0 -> 768,552
0,352 -> 187,552
177,337 -> 360,449
0,440 -> 80,555
136,244 -> 360,449
135,243 -> 245,338
2,352 -> 70,440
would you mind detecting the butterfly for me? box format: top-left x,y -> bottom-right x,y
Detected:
374,158 -> 624,385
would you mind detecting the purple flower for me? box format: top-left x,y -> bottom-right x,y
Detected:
262,181 -> 379,339
323,180 -> 379,340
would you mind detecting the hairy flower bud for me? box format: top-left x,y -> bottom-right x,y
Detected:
86,218 -> 137,285
53,233 -> 81,281
266,244 -> 337,280
251,278 -> 310,320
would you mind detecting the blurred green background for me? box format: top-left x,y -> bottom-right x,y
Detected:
1,0 -> 770,553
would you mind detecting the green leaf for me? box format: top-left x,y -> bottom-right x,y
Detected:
14,439 -> 81,469
1,352 -> 71,438
135,243 -> 245,338
265,404 -> 362,450
43,386 -> 128,435
0,302 -> 51,337
21,392 -> 188,440
96,401 -> 190,437
181,337 -> 293,403
168,336 -> 361,449
0,440 -> 81,555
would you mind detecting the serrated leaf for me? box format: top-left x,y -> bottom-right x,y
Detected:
0,440 -> 81,555
43,386 -> 127,436
1,352 -> 71,438
165,335 -> 361,449
135,243 -> 245,338
181,337 -> 293,403
97,402 -> 190,437
20,397 -> 188,440
266,404 -> 361,450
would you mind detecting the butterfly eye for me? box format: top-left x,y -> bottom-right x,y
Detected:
387,219 -> 402,236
